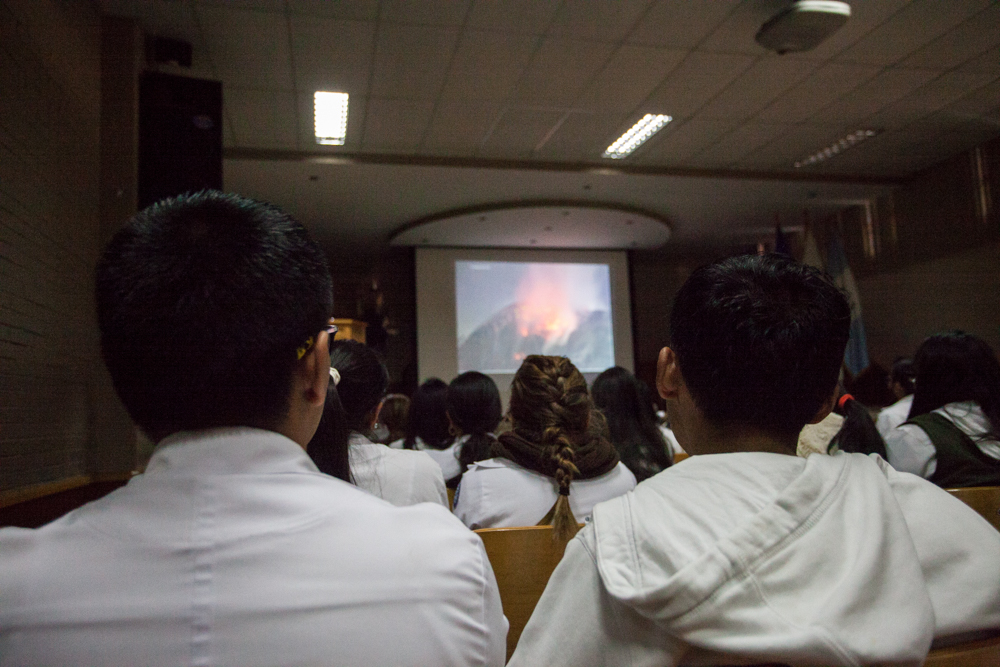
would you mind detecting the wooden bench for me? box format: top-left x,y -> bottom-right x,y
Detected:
947,486 -> 1000,532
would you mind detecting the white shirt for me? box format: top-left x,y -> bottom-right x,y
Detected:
349,432 -> 449,508
509,451 -> 1000,667
454,457 -> 636,530
389,435 -> 464,482
876,394 -> 914,439
885,401 -> 1000,478
0,428 -> 507,667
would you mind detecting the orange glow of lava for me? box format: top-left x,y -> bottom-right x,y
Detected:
514,269 -> 578,345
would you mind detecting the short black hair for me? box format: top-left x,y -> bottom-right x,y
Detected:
669,253 -> 851,437
890,357 -> 916,395
96,191 -> 332,438
404,378 -> 451,450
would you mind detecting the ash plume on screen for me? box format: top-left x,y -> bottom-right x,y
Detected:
456,261 -> 614,373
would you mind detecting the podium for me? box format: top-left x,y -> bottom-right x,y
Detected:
332,319 -> 367,344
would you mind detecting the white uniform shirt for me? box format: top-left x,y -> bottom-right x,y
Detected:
454,457 -> 636,529
884,401 -> 1000,478
389,435 -> 464,482
0,428 -> 507,667
876,394 -> 914,439
509,451 -> 1000,667
349,431 -> 449,507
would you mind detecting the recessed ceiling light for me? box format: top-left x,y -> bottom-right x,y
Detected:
314,91 -> 349,145
603,114 -> 672,159
794,129 -> 879,168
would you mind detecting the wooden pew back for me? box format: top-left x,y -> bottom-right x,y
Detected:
947,486 -> 1000,532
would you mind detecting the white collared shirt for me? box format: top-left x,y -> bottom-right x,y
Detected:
389,435 -> 465,482
349,431 -> 449,507
0,428 -> 506,666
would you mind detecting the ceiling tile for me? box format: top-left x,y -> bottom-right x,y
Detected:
290,15 -> 375,94
698,56 -> 818,121
466,0 -> 562,33
534,111 -> 628,161
810,67 -> 941,125
286,0 -> 379,20
868,68 -> 1000,128
756,62 -> 880,124
479,107 -> 565,158
802,0 -> 911,61
835,0 -> 991,67
627,0 -> 740,49
421,99 -> 503,155
379,0 -> 472,26
438,31 -> 538,100
296,91 -> 366,152
575,45 -> 686,112
899,3 -> 1000,71
644,51 -> 754,118
937,78 -> 1000,125
370,24 -> 458,100
361,99 -> 435,153
196,5 -> 292,90
689,122 -> 796,168
514,38 -> 615,107
547,0 -> 656,42
633,117 -> 740,165
225,87 -> 298,149
957,45 -> 1000,74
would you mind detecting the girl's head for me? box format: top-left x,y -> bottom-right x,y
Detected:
307,374 -> 352,482
328,339 -> 388,434
378,394 -> 410,444
405,378 -> 452,449
829,393 -> 886,458
448,372 -> 502,474
909,332 -> 1000,434
591,366 -> 671,482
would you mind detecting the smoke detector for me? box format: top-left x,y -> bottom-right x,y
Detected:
756,1 -> 851,54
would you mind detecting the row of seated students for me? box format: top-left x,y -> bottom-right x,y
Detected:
1,190 -> 998,666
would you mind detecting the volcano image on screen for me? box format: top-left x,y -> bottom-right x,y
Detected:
456,261 -> 614,373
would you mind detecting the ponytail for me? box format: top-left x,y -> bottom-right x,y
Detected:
307,376 -> 353,483
830,394 -> 887,458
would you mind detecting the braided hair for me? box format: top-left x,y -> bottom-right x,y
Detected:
509,355 -> 590,543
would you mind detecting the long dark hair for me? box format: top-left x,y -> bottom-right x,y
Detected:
908,331 -> 1000,441
591,366 -> 671,482
448,372 -> 502,475
403,378 -> 452,450
307,377 -> 352,482
328,339 -> 389,434
829,395 -> 887,458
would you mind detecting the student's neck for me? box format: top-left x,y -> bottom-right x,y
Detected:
690,421 -> 798,456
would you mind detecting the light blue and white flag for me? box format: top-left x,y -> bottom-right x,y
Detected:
826,234 -> 869,376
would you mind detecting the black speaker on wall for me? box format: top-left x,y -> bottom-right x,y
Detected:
138,72 -> 223,210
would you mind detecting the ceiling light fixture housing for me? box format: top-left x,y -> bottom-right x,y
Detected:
794,129 -> 879,168
314,91 -> 349,145
603,114 -> 672,159
756,1 -> 851,55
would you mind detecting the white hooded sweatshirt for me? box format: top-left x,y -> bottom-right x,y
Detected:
509,451 -> 1000,667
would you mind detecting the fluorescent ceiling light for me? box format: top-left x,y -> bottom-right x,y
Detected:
794,129 -> 879,168
314,91 -> 349,145
603,114 -> 671,159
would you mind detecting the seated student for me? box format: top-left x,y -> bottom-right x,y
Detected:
448,371 -> 503,487
391,378 -> 461,478
885,331 -> 1000,487
305,368 -> 354,483
591,366 -> 672,482
454,355 -> 636,535
331,339 -> 449,508
377,393 -> 410,444
876,356 -> 917,439
0,192 -> 506,666
510,254 -> 1000,667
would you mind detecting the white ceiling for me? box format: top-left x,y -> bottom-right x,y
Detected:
99,0 -> 1000,250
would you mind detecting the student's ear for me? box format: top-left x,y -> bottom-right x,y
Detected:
808,387 -> 838,425
299,330 -> 330,408
656,347 -> 682,400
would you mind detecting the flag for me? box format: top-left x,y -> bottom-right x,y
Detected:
801,226 -> 824,270
826,234 -> 869,376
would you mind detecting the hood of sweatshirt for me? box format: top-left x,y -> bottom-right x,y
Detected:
590,451 -> 935,666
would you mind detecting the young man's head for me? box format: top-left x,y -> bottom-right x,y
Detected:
96,191 -> 333,442
658,254 -> 850,449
